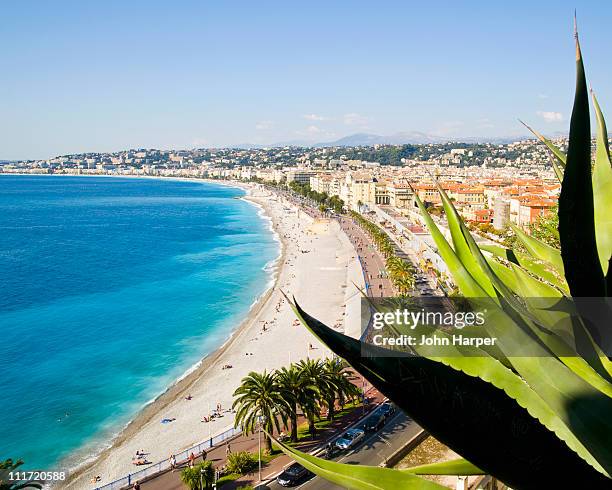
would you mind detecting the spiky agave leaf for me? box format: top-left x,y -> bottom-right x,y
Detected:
270,434 -> 450,489
479,243 -> 568,292
416,181 -> 612,473
519,119 -> 567,167
399,458 -> 483,476
510,224 -> 565,276
559,27 -> 606,297
591,92 -> 612,280
289,299 -> 612,489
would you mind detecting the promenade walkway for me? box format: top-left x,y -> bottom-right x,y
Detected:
137,387 -> 383,490
337,217 -> 395,298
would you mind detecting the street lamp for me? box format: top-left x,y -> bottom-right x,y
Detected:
258,418 -> 262,483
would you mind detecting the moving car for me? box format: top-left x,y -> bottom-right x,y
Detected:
335,428 -> 365,451
362,412 -> 385,432
277,462 -> 312,487
374,402 -> 396,421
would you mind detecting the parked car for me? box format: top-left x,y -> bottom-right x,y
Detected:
277,462 -> 312,487
362,412 -> 385,432
335,428 -> 365,451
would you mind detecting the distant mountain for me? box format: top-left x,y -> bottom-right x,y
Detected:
313,132 -> 528,147
227,131 -> 554,150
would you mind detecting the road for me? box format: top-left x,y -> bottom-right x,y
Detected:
263,411 -> 421,490
338,217 -> 395,298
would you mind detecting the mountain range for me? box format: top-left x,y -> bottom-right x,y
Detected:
231,131 -> 538,149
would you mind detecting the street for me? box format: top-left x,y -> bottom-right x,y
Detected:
264,411 -> 421,490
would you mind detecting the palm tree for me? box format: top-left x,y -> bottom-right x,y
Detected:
275,364 -> 318,443
394,275 -> 416,296
294,359 -> 325,439
232,371 -> 288,454
321,358 -> 361,420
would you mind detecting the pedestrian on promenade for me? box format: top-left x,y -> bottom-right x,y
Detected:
226,443 -> 231,456
169,453 -> 176,470
202,448 -> 207,461
189,451 -> 195,468
133,482 -> 140,490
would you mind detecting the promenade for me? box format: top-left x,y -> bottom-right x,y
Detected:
137,387 -> 384,490
338,217 -> 395,297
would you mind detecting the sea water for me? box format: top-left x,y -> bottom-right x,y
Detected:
0,175 -> 278,470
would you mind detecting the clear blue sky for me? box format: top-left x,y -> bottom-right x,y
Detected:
1,0 -> 611,160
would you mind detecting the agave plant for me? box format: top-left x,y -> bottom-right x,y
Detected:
274,27 -> 612,489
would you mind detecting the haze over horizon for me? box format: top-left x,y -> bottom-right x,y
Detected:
1,0 -> 611,160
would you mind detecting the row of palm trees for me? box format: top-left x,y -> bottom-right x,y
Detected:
232,358 -> 361,454
349,211 -> 417,296
288,181 -> 345,213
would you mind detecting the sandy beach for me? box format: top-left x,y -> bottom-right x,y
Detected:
62,183 -> 363,489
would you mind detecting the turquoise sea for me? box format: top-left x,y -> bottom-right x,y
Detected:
0,175 -> 278,470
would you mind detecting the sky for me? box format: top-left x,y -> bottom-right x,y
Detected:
1,0 -> 611,160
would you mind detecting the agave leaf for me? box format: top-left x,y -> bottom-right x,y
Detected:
591,92 -> 612,279
271,435 -> 449,489
520,119 -> 567,167
290,300 -> 612,487
509,264 -> 612,389
552,159 -> 565,182
412,192 -> 492,299
453,217 -> 612,470
436,180 -> 495,296
418,191 -> 612,477
510,224 -> 565,275
558,28 -> 606,297
400,458 -> 484,475
480,243 -> 568,292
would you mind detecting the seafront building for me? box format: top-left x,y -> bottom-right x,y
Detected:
2,141 -> 566,233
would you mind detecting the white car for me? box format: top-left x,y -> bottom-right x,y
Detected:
335,428 -> 365,451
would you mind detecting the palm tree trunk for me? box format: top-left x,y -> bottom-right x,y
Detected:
290,402 -> 298,442
308,415 -> 316,440
327,395 -> 335,421
265,433 -> 273,454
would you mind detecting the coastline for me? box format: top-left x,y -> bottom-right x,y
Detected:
55,178 -> 282,485
59,180 -> 361,489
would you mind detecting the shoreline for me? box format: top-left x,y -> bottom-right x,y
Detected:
4,173 -> 362,488
57,179 -> 286,486
58,180 -> 360,489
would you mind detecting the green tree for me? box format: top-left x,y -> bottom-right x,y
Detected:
179,461 -> 214,490
226,451 -> 257,475
275,364 -> 318,442
294,359 -> 326,439
320,358 -> 360,420
233,371 -> 288,454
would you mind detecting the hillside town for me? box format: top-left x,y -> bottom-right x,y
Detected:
2,138 -> 574,234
